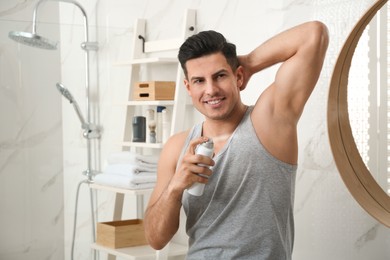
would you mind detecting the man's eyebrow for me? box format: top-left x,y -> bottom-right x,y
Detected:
189,76 -> 204,82
190,69 -> 229,82
212,69 -> 229,77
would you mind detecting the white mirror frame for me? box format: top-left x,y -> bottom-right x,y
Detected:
328,0 -> 390,227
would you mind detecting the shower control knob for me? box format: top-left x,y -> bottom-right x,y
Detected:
83,124 -> 101,139
81,41 -> 99,51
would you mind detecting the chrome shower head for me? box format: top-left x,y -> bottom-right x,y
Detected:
8,31 -> 57,50
56,82 -> 88,129
56,83 -> 75,103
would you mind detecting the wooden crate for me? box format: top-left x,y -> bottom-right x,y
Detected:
96,219 -> 148,248
133,81 -> 175,100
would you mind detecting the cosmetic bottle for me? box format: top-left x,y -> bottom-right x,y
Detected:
162,108 -> 171,143
187,138 -> 214,196
156,106 -> 166,143
132,116 -> 146,142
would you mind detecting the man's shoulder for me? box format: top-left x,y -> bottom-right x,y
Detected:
161,129 -> 191,158
168,129 -> 190,145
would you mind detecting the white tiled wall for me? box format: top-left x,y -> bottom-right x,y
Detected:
1,0 -> 389,260
0,1 -> 64,260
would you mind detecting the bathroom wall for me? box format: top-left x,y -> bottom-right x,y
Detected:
1,0 -> 389,260
0,1 -> 64,260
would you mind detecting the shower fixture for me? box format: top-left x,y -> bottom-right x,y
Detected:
9,0 -> 100,181
9,2 -> 101,259
8,31 -> 57,50
8,0 -> 98,51
56,83 -> 99,139
9,1 -> 101,259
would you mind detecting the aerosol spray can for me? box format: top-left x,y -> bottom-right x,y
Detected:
187,138 -> 214,196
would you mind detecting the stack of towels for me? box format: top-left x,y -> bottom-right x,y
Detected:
94,151 -> 159,190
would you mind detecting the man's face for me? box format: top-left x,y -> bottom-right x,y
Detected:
184,52 -> 243,121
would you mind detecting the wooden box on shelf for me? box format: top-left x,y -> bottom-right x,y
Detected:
96,219 -> 148,249
133,81 -> 175,100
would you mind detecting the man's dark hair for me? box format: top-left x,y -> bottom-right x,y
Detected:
178,30 -> 239,78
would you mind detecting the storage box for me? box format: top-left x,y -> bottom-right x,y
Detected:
96,219 -> 148,248
133,81 -> 175,100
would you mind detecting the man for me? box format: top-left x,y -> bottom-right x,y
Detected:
144,21 -> 329,259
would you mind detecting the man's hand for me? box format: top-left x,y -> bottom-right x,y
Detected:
170,136 -> 215,192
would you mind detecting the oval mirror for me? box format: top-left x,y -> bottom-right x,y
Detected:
328,0 -> 390,227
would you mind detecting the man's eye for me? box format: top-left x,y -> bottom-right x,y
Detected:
193,79 -> 203,84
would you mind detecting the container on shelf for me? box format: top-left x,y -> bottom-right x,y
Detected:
133,81 -> 175,101
96,219 -> 148,248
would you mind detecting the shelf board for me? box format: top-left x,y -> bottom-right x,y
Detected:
111,100 -> 175,107
89,183 -> 153,195
126,100 -> 175,106
121,142 -> 164,149
91,242 -> 187,260
114,57 -> 178,66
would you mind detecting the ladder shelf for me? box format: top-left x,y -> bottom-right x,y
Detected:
92,9 -> 196,260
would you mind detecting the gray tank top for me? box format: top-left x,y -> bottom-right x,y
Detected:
180,106 -> 297,260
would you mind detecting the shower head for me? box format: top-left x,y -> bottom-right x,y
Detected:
56,83 -> 75,103
56,82 -> 88,129
8,31 -> 57,50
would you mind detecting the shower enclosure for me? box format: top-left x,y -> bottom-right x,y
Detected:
0,2 -> 64,259
6,0 -> 100,259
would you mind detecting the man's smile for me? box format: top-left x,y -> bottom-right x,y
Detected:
203,98 -> 225,105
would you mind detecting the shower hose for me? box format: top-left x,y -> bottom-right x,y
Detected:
71,179 -> 97,260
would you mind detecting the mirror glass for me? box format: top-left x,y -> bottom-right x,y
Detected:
348,3 -> 390,195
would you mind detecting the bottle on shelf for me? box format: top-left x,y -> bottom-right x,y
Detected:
156,106 -> 166,143
162,108 -> 171,144
132,116 -> 146,142
147,109 -> 156,143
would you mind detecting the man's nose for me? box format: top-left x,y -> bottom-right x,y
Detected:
205,80 -> 218,95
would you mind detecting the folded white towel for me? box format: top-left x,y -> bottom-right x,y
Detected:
137,161 -> 158,170
107,152 -> 159,165
135,154 -> 159,165
106,151 -> 136,164
94,174 -> 156,190
132,161 -> 157,172
104,164 -> 157,177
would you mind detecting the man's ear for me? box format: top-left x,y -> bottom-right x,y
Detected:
236,66 -> 244,91
184,79 -> 192,96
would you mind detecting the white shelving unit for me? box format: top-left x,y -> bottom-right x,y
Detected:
118,10 -> 196,148
89,184 -> 188,260
91,9 -> 196,260
90,243 -> 188,260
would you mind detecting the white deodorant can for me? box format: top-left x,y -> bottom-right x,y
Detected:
187,138 -> 214,196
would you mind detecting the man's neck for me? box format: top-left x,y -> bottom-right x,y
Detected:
202,103 -> 248,140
